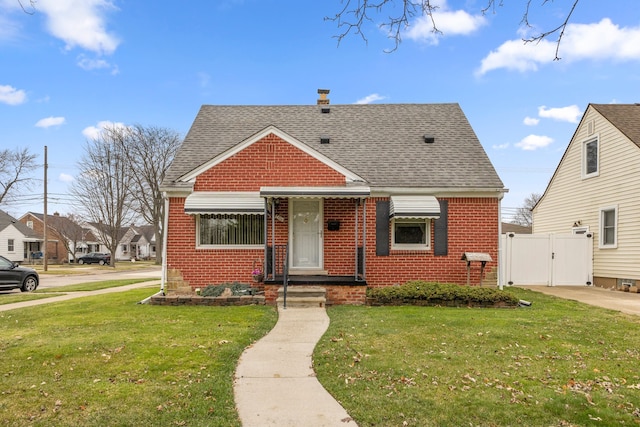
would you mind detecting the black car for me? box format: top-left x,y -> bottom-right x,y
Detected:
77,252 -> 111,265
0,255 -> 39,292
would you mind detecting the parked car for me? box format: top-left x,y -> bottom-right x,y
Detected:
77,252 -> 111,265
0,255 -> 39,292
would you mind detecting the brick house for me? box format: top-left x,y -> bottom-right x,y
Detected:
161,92 -> 506,304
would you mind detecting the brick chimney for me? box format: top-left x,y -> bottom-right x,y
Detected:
317,89 -> 330,105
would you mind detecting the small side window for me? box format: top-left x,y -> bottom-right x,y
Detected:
599,206 -> 617,248
583,137 -> 599,178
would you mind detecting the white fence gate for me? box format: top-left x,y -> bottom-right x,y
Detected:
501,233 -> 593,286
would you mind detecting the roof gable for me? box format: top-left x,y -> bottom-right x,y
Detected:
179,126 -> 365,183
164,104 -> 504,191
0,209 -> 40,238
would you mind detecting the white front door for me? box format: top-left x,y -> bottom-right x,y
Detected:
290,199 -> 323,270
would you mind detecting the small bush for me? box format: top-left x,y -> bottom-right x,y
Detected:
200,282 -> 257,297
366,281 -> 520,306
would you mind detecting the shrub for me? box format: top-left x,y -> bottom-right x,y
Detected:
366,281 -> 520,307
200,282 -> 257,297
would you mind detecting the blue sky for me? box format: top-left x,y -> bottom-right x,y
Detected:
1,0 -> 639,221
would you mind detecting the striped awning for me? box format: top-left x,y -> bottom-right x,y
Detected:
184,192 -> 264,215
260,185 -> 370,198
390,195 -> 441,219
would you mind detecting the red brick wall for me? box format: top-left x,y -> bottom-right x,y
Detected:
165,133 -> 500,298
18,214 -> 66,262
365,197 -> 499,287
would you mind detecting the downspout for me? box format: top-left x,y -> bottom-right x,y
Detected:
497,195 -> 504,290
160,194 -> 170,295
263,197 -> 268,280
354,199 -> 359,281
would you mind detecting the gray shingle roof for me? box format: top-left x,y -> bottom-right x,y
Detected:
591,104 -> 640,148
0,209 -> 40,238
163,103 -> 504,190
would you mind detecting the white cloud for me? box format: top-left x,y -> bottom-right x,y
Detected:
492,143 -> 509,150
59,173 -> 74,183
523,117 -> 539,126
35,116 -> 66,128
82,120 -> 127,140
477,18 -> 640,75
0,84 -> 27,105
515,134 -> 554,151
77,55 -> 111,70
355,93 -> 386,104
37,0 -> 120,55
405,0 -> 487,45
538,105 -> 582,123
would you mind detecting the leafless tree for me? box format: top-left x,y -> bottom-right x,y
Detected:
327,0 -> 580,57
47,213 -> 86,263
0,147 -> 38,206
71,126 -> 136,268
511,192 -> 541,227
116,125 -> 182,264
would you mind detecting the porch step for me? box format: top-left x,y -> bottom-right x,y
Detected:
276,286 -> 326,308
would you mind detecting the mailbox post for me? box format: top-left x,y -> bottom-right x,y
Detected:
461,252 -> 493,286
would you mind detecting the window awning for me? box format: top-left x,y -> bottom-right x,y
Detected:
184,192 -> 264,215
390,195 -> 441,219
260,185 -> 370,198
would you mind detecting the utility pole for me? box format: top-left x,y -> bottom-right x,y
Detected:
43,146 -> 48,272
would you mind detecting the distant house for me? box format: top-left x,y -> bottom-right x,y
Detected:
533,103 -> 640,290
116,225 -> 156,261
0,210 -> 41,263
501,222 -> 532,234
19,212 -> 101,263
160,92 -> 506,304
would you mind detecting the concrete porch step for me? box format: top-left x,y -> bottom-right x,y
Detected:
276,286 -> 326,308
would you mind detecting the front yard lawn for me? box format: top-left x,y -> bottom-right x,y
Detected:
315,287 -> 640,426
0,289 -> 277,426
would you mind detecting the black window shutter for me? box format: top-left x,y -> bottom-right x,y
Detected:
376,201 -> 390,256
434,200 -> 448,256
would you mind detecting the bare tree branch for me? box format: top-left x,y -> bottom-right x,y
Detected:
0,147 -> 38,206
328,0 -> 582,56
511,192 -> 541,227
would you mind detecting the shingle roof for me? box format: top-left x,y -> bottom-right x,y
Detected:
0,209 -> 40,238
163,103 -> 504,190
591,104 -> 640,148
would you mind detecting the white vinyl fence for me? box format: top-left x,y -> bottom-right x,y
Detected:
501,233 -> 593,286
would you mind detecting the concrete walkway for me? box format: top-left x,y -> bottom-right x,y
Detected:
0,281 -> 160,312
234,307 -> 357,427
520,285 -> 640,316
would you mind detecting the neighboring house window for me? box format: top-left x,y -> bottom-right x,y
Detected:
599,206 -> 617,248
391,218 -> 431,250
26,221 -> 33,229
198,214 -> 264,247
122,244 -> 128,252
583,137 -> 599,178
8,239 -> 14,252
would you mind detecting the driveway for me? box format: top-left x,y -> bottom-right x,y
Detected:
520,285 -> 640,316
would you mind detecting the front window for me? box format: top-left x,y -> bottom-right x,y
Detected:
198,214 -> 264,247
8,239 -> 14,252
600,206 -> 617,248
583,137 -> 599,178
392,218 -> 430,250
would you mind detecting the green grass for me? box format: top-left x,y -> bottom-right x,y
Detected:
0,289 -> 277,427
315,287 -> 640,427
35,278 -> 157,293
0,292 -> 63,305
33,260 -> 159,275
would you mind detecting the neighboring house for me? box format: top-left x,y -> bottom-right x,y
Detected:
116,225 -> 155,261
501,222 -> 532,234
532,103 -> 640,290
19,212 -> 101,263
161,92 -> 506,304
0,209 -> 41,263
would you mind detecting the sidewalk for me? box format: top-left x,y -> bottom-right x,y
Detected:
0,280 -> 160,312
234,307 -> 357,427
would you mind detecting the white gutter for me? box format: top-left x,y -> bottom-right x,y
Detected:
497,196 -> 504,290
160,194 -> 170,295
